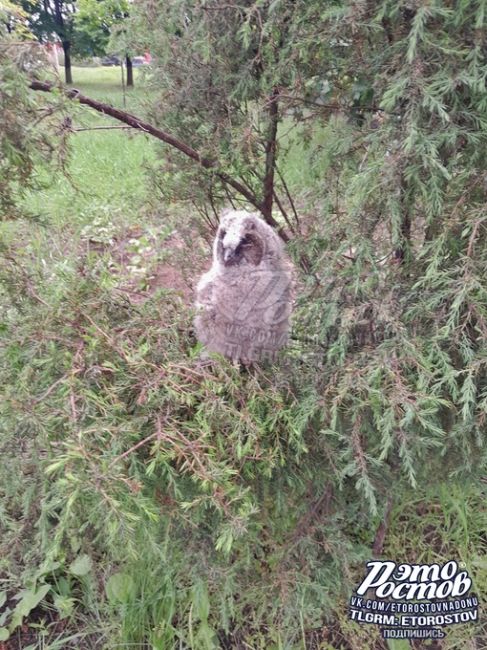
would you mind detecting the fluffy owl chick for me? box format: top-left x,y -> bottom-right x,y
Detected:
194,210 -> 293,364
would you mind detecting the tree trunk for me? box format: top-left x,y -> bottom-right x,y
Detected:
62,40 -> 72,84
126,56 -> 134,87
262,87 -> 279,222
393,172 -> 413,264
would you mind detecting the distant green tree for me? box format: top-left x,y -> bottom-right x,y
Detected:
18,0 -> 77,83
13,0 -> 134,85
75,0 -> 135,86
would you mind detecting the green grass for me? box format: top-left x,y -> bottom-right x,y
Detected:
67,65 -> 144,102
23,66 -> 156,231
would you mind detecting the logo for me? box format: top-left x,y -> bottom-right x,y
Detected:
216,269 -> 291,327
208,268 -> 292,361
349,560 -> 479,641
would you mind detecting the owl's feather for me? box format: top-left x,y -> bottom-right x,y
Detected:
194,210 -> 294,363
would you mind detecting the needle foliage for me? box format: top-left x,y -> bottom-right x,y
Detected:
1,0 -> 486,648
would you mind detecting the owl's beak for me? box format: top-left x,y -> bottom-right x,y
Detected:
223,247 -> 235,263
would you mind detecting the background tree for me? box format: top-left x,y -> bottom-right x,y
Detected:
75,0 -> 135,86
19,0 -> 77,83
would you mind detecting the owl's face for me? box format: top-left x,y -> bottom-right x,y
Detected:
215,211 -> 264,268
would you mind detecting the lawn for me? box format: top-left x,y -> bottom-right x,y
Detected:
23,66 -> 156,231
66,64 -> 145,103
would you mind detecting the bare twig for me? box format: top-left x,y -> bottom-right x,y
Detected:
32,374 -> 69,403
262,87 -> 280,221
109,431 -> 160,468
272,189 -> 296,235
372,495 -> 394,556
275,164 -> 300,231
73,125 -> 135,132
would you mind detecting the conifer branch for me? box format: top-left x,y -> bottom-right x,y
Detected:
29,80 -> 290,242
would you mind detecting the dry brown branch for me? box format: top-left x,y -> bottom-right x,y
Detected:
29,80 -> 290,242
372,495 -> 394,556
109,431 -> 160,468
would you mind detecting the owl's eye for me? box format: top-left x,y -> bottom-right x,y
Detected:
219,229 -> 226,239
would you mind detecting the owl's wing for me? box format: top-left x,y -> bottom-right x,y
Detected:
195,273 -> 216,314
194,273 -> 218,348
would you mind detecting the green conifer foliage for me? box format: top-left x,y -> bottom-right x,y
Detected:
1,1 -> 486,647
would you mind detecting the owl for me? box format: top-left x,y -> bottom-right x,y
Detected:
194,210 -> 294,363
